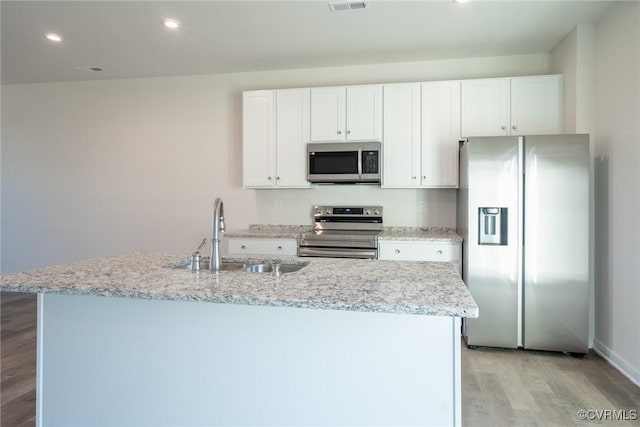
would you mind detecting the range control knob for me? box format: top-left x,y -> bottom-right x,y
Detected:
315,209 -> 323,215
373,209 -> 380,216
365,210 -> 371,215
325,209 -> 331,215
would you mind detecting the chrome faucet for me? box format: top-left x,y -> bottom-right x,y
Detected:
210,198 -> 225,272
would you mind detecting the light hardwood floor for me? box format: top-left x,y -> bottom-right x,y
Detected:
1,291 -> 639,426
1,292 -> 37,427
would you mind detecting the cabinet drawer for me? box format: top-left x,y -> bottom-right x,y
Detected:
378,241 -> 460,262
227,238 -> 298,256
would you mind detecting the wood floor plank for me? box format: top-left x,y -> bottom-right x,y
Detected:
1,292 -> 36,427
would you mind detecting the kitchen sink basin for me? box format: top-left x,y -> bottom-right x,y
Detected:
242,263 -> 306,274
168,260 -> 244,271
168,259 -> 307,274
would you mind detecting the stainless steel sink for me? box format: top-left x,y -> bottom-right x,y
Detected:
168,260 -> 244,271
168,259 -> 306,274
242,263 -> 306,274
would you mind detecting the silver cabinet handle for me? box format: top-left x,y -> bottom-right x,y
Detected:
395,249 -> 400,254
347,130 -> 351,135
276,177 -> 280,180
277,246 -> 282,250
241,245 -> 246,249
267,176 -> 272,180
422,175 -> 426,179
337,130 -> 342,135
500,125 -> 506,130
437,250 -> 443,255
512,125 -> 517,130
412,176 -> 416,179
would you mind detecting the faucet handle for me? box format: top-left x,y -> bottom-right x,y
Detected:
195,237 -> 207,252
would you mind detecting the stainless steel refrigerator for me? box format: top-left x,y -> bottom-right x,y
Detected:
457,134 -> 590,353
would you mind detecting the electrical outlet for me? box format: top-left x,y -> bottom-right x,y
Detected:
275,200 -> 283,209
418,201 -> 426,211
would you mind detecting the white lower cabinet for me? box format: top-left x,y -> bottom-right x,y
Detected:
226,237 -> 298,256
378,241 -> 461,275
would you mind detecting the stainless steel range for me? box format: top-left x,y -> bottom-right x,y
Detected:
298,206 -> 383,259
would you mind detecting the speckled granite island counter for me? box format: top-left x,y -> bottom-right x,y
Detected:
1,252 -> 477,427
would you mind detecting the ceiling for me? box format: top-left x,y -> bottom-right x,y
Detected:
1,0 -> 614,85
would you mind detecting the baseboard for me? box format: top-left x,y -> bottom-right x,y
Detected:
593,338 -> 640,388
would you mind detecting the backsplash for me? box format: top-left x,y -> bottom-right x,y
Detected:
254,187 -> 457,227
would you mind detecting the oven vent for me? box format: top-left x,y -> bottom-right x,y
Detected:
328,1 -> 369,12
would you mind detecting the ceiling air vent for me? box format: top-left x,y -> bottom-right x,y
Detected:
328,1 -> 370,13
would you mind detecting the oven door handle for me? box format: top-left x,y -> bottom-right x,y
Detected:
298,247 -> 377,259
357,146 -> 363,178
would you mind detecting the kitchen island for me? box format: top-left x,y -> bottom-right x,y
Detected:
1,253 -> 478,427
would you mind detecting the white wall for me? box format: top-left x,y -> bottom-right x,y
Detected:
1,53 -> 549,274
592,1 -> 640,385
550,24 -> 596,135
550,23 -> 597,348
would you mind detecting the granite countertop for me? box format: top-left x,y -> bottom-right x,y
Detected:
224,224 -> 311,239
0,253 -> 478,318
378,227 -> 463,242
225,225 -> 463,242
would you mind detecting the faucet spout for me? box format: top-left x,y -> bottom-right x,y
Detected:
210,198 -> 225,272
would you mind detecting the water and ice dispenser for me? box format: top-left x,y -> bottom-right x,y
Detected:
478,207 -> 508,245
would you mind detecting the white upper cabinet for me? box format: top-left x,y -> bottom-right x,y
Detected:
243,75 -> 562,190
461,78 -> 510,137
275,89 -> 311,188
510,75 -> 563,135
243,89 -> 310,189
310,87 -> 345,142
243,90 -> 276,188
421,80 -> 461,188
382,81 -> 460,189
461,75 -> 563,137
345,85 -> 383,141
382,83 -> 422,188
310,85 -> 382,142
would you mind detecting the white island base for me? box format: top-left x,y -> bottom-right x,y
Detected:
37,293 -> 462,426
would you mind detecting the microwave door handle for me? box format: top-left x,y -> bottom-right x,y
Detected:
357,146 -> 363,178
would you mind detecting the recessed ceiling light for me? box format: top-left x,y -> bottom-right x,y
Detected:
161,18 -> 180,29
45,33 -> 63,42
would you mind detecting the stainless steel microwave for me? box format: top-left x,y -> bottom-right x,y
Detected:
307,142 -> 381,184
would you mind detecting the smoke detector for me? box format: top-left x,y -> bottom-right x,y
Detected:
328,1 -> 370,13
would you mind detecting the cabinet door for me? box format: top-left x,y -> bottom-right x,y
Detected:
461,78 -> 510,137
310,87 -> 346,142
510,75 -> 563,135
346,85 -> 383,141
227,238 -> 298,256
276,89 -> 311,188
421,81 -> 461,188
382,83 -> 421,188
378,241 -> 462,275
243,90 -> 276,188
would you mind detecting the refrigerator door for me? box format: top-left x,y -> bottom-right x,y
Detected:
523,134 -> 589,353
463,137 -> 521,348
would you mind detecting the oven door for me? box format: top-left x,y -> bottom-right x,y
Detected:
298,230 -> 379,259
298,247 -> 378,259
